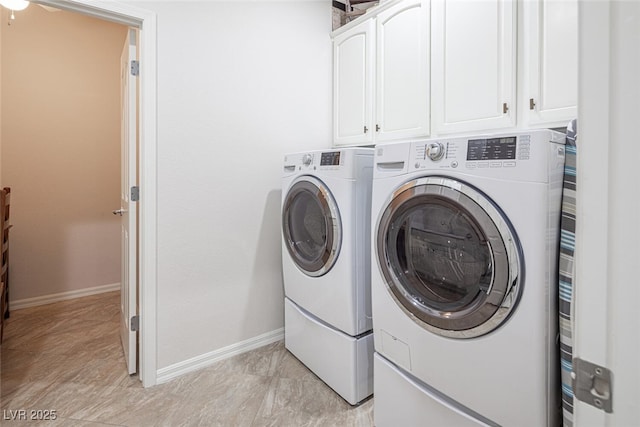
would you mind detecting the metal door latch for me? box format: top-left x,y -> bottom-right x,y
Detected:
572,358 -> 613,413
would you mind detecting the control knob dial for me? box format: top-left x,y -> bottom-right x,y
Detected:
426,142 -> 445,161
302,154 -> 313,166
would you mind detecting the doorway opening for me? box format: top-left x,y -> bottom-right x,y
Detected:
2,0 -> 158,387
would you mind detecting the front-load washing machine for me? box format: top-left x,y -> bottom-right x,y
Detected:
371,130 -> 566,426
281,148 -> 374,405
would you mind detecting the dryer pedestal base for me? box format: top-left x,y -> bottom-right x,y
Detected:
284,298 -> 373,405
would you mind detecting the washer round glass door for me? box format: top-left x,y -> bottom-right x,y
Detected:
376,176 -> 522,338
283,176 -> 342,277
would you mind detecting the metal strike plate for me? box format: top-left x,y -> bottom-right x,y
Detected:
572,358 -> 613,413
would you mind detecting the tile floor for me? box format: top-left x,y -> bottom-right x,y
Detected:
1,292 -> 373,426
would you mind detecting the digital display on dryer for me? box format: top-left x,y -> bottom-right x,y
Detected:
466,137 -> 517,161
321,151 -> 341,166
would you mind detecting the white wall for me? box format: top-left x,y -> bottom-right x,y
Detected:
0,6 -> 126,301
127,1 -> 333,369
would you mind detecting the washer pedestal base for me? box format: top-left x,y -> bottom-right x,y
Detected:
374,353 -> 496,426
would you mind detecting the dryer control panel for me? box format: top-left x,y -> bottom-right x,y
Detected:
283,148 -> 374,179
320,151 -> 341,166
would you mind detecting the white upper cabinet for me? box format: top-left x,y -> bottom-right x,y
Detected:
522,0 -> 577,128
333,0 -> 430,146
375,0 -> 430,142
332,0 -> 577,145
431,0 -> 516,135
333,18 -> 375,146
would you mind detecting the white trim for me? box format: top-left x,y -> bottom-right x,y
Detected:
11,283 -> 120,310
136,4 -> 159,390
33,0 -> 159,388
156,329 -> 285,385
30,0 -> 144,27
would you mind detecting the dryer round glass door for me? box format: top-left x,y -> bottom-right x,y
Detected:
282,176 -> 342,277
376,176 -> 522,338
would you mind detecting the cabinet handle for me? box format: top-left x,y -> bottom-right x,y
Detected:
376,124 -> 380,132
364,125 -> 368,134
503,103 -> 509,114
529,98 -> 536,110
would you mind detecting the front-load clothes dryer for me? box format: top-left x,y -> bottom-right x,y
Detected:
281,148 -> 374,405
371,130 -> 566,426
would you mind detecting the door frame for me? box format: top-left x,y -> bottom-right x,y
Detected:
32,0 -> 158,387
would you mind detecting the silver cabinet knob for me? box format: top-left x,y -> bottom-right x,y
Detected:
112,208 -> 127,216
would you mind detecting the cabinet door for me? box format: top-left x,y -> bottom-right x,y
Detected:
431,0 -> 516,135
333,19 -> 375,146
376,0 -> 430,142
524,0 -> 577,127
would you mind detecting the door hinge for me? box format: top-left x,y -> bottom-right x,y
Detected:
131,186 -> 140,202
130,315 -> 140,332
572,358 -> 613,413
503,102 -> 509,114
529,98 -> 536,110
131,60 -> 140,76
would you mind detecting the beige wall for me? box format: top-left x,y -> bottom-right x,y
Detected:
0,6 -> 127,301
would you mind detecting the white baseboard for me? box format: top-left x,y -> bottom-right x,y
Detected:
11,282 -> 121,310
156,328 -> 285,384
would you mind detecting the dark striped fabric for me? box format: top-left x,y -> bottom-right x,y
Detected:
559,119 -> 577,427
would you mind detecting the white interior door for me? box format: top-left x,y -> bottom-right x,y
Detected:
574,1 -> 640,425
119,28 -> 138,375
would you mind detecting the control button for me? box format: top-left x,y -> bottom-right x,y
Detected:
415,162 -> 420,169
519,155 -> 530,160
302,154 -> 313,166
477,162 -> 490,168
426,142 -> 445,161
490,162 -> 502,168
503,161 -> 516,167
466,163 -> 477,169
450,161 -> 459,168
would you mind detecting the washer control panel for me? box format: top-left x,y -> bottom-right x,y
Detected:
407,130 -> 565,180
466,136 -> 517,161
413,135 -> 533,169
